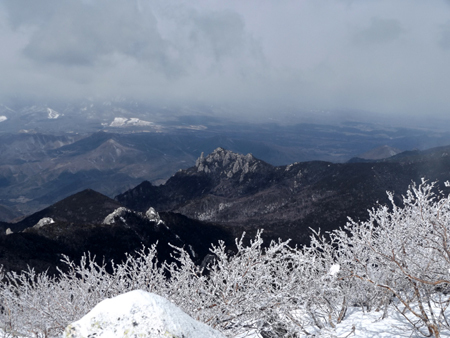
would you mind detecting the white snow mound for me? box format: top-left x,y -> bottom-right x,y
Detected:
63,290 -> 226,338
0,116 -> 7,123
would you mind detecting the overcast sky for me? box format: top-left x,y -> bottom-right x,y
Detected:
1,0 -> 450,120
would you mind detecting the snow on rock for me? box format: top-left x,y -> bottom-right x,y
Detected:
0,116 -> 7,122
33,217 -> 55,229
102,207 -> 131,225
103,207 -> 165,227
63,290 -> 226,338
5,228 -> 12,235
145,207 -> 161,223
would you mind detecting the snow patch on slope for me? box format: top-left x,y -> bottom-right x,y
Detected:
63,290 -> 226,338
0,116 -> 7,123
110,117 -> 154,127
47,108 -> 60,119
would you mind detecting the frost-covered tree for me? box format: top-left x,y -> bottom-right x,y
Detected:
332,179 -> 450,337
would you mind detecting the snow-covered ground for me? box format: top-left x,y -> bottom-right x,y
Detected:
235,306 -> 450,338
2,305 -> 450,338
328,307 -> 450,338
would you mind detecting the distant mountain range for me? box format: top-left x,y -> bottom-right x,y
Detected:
2,145 -> 450,275
2,116 -> 450,221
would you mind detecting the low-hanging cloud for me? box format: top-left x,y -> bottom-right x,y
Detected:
1,0 -> 450,120
353,18 -> 403,45
23,2 -> 165,67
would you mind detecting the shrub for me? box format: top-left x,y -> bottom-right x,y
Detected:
332,179 -> 450,337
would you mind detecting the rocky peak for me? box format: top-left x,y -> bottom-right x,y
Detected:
195,148 -> 259,180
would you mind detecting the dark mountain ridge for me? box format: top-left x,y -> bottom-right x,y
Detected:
116,146 -> 450,245
9,189 -> 123,232
0,190 -> 235,275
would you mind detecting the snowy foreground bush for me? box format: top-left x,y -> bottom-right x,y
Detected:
1,179 -> 450,337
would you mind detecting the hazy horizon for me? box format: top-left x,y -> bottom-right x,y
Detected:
1,0 -> 450,124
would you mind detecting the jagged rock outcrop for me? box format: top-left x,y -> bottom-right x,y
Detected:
196,147 -> 259,182
102,207 -> 133,225
145,207 -> 161,223
116,148 -> 274,212
63,290 -> 226,338
103,207 -> 164,227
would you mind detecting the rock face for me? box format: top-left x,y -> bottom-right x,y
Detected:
195,147 -> 260,181
63,290 -> 226,338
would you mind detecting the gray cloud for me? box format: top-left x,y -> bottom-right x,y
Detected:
2,0 -> 61,28
189,10 -> 246,61
353,18 -> 403,45
439,22 -> 450,49
1,0 -> 450,122
15,0 -> 173,75
5,0 -> 259,80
